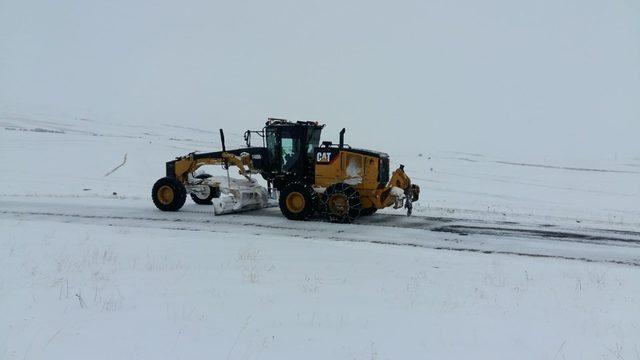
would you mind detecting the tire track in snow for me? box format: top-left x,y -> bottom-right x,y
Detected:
3,208 -> 638,246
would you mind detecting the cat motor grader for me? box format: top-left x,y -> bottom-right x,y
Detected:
151,118 -> 420,222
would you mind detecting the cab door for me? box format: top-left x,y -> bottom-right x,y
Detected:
265,126 -> 305,175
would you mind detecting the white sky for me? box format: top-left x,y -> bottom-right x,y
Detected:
1,0 -> 639,158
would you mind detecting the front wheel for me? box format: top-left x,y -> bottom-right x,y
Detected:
152,177 -> 187,211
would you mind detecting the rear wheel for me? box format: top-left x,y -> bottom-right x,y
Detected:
323,183 -> 361,223
152,177 -> 187,211
279,182 -> 317,220
360,207 -> 377,216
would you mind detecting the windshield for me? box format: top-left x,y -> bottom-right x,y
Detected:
266,129 -> 277,164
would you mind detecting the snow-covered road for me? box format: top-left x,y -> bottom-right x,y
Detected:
2,197 -> 640,267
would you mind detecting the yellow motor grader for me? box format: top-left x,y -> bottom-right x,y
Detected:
152,118 -> 420,222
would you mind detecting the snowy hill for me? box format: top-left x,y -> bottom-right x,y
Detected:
1,109 -> 639,359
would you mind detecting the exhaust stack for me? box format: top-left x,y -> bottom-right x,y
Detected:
219,129 -> 226,152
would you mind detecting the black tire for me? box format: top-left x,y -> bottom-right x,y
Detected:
360,207 -> 377,216
279,182 -> 317,220
152,177 -> 187,211
190,186 -> 221,205
322,183 -> 362,223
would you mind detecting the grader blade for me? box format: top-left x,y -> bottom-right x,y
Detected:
210,177 -> 275,215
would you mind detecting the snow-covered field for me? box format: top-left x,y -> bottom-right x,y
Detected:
1,108 -> 640,359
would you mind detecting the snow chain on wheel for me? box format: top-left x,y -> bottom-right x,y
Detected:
152,177 -> 187,211
279,182 -> 318,220
323,183 -> 362,223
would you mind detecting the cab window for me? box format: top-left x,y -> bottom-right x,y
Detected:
307,129 -> 321,156
281,137 -> 300,172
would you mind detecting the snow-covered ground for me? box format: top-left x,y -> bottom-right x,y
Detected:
1,108 -> 640,359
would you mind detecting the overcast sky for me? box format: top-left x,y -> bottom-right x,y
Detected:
1,0 -> 639,159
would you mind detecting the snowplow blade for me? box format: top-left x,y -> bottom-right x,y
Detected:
211,177 -> 275,215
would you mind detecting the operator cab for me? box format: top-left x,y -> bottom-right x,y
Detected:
245,118 -> 324,187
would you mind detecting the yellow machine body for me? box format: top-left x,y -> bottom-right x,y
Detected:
315,149 -> 417,210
